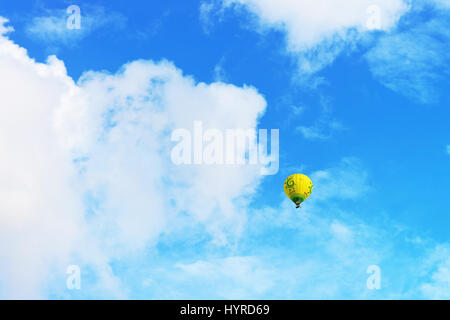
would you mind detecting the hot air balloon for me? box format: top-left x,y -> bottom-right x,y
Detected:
284,174 -> 313,208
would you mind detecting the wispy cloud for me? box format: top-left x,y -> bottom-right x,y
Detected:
200,1 -> 223,34
175,257 -> 275,299
310,158 -> 370,201
366,10 -> 450,104
428,0 -> 450,9
25,5 -> 126,47
297,119 -> 346,140
296,96 -> 347,140
420,245 -> 450,299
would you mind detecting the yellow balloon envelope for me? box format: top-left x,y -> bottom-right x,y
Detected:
284,174 -> 313,208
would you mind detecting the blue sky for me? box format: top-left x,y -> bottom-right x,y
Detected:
0,0 -> 449,299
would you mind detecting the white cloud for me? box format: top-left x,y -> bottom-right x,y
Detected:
0,27 -> 117,298
0,17 -> 13,35
0,17 -> 266,298
62,59 -> 267,250
205,0 -> 410,73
